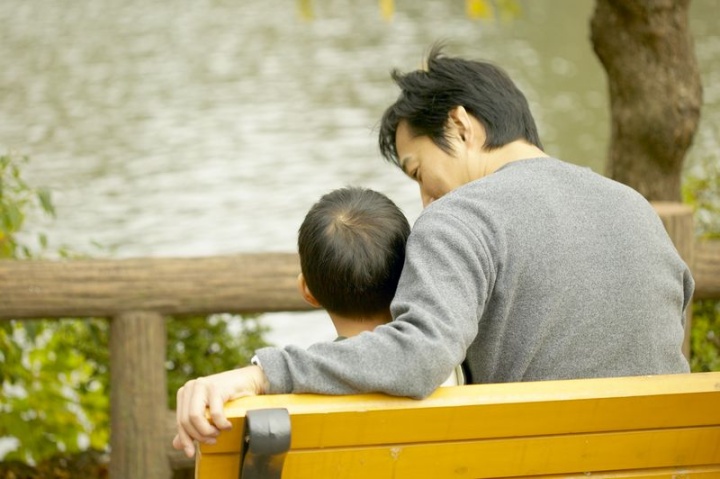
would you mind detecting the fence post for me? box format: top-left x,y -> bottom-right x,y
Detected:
652,202 -> 694,359
109,310 -> 170,479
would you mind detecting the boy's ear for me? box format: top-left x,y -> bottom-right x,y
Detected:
297,273 -> 321,308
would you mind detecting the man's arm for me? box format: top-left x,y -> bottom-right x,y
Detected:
174,207 -> 489,455
256,209 -> 489,397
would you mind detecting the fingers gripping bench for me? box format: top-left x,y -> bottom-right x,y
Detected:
195,372 -> 720,478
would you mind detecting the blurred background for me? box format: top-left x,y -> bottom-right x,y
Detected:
1,0 -> 718,347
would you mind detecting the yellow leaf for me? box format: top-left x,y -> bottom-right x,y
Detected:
496,0 -> 522,21
380,0 -> 394,22
466,0 -> 494,20
297,0 -> 313,21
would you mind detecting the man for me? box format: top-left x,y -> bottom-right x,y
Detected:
173,45 -> 693,458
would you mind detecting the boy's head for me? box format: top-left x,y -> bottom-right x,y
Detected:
378,43 -> 542,167
298,186 -> 410,318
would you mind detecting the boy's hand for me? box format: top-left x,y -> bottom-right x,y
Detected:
172,365 -> 268,458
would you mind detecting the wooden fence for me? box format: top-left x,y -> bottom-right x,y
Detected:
0,203 -> 718,479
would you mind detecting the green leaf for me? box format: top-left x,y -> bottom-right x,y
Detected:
36,189 -> 55,217
2,202 -> 24,232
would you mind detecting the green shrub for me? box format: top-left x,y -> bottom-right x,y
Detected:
683,161 -> 720,372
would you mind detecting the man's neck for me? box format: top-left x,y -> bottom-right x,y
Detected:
478,140 -> 549,178
329,310 -> 392,338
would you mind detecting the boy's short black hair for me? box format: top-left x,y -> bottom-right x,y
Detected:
298,187 -> 410,317
379,43 -> 542,166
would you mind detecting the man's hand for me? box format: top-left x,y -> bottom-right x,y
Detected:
172,365 -> 268,458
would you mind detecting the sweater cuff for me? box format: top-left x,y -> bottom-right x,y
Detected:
254,347 -> 293,394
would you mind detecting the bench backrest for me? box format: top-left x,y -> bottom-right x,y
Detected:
195,372 -> 720,478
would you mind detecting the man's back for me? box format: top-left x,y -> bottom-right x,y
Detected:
401,157 -> 692,384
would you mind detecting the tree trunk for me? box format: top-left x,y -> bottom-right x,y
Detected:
590,0 -> 702,201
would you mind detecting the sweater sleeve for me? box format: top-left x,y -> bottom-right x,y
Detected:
254,208 -> 492,399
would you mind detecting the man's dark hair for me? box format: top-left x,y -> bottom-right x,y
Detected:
298,187 -> 410,317
379,44 -> 542,166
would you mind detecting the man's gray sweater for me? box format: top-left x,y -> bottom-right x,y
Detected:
256,158 -> 692,398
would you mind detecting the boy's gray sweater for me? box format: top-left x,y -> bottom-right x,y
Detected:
256,158 -> 692,398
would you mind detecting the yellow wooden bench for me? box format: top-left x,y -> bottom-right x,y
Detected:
195,372 -> 720,478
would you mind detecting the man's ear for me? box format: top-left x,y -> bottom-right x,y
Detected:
448,106 -> 473,143
297,273 -> 321,308
449,105 -> 488,151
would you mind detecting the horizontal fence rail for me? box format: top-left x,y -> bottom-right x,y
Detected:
0,253 -> 312,319
1,246 -> 718,320
0,204 -> 715,319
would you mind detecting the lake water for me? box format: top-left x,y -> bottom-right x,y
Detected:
1,0 -> 718,348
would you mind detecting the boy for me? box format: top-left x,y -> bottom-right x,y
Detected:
296,186 -> 463,386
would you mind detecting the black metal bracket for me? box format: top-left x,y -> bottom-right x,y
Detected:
239,408 -> 291,479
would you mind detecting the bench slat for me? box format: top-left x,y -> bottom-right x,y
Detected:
195,451 -> 240,478
281,426 -> 720,478
521,465 -> 720,478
